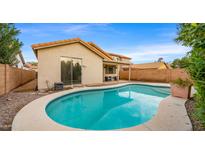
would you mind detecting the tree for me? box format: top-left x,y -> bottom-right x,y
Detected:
0,23 -> 23,65
157,57 -> 164,62
176,23 -> 205,125
171,56 -> 190,68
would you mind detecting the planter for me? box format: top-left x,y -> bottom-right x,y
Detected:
171,84 -> 191,99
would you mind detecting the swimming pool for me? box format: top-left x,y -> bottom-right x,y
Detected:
46,84 -> 170,130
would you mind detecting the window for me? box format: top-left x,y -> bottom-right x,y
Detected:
105,66 -> 116,74
112,56 -> 121,62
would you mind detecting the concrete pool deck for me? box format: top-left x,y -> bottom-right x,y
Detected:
12,82 -> 192,131
123,96 -> 192,131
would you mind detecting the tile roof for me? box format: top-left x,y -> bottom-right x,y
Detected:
132,62 -> 170,69
86,42 -> 131,59
31,38 -> 131,61
31,38 -> 113,60
107,52 -> 131,60
86,42 -> 113,60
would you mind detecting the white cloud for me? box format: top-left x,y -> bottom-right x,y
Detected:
20,28 -> 39,33
20,27 -> 52,37
20,24 -> 111,37
63,23 -> 111,35
20,49 -> 37,62
106,43 -> 190,63
64,24 -> 90,34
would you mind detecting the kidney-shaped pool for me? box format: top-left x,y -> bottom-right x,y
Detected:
46,84 -> 170,130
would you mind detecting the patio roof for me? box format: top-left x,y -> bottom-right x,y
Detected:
103,59 -> 131,65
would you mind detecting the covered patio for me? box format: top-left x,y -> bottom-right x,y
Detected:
103,60 -> 131,82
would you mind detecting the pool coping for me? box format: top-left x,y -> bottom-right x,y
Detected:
12,82 -> 192,131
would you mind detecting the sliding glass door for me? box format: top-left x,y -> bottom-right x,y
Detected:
72,58 -> 82,84
61,57 -> 82,85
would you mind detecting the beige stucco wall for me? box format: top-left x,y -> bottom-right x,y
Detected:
37,43 -> 103,89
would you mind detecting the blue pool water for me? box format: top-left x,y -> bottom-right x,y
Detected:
46,84 -> 170,130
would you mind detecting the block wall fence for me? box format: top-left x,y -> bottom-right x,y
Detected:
0,64 -> 36,96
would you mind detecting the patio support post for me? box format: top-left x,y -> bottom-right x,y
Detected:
128,64 -> 131,81
117,64 -> 120,82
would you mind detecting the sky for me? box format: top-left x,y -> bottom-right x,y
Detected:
15,23 -> 190,64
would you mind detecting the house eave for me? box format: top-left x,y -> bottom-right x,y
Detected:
31,39 -> 113,61
103,60 -> 131,65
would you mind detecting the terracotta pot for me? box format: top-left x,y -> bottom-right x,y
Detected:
170,84 -> 191,99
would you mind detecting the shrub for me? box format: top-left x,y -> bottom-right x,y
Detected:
176,23 -> 205,126
171,57 -> 190,69
171,78 -> 192,88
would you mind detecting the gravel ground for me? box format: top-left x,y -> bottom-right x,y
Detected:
0,92 -> 48,131
185,98 -> 205,131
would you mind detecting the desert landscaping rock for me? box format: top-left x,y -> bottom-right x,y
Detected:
0,92 -> 47,130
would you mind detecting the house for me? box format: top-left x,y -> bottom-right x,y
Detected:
24,62 -> 38,72
15,51 -> 25,68
32,38 -> 131,90
131,62 -> 171,70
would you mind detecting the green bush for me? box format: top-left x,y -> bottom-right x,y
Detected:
171,57 -> 190,69
171,78 -> 192,88
176,23 -> 205,126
